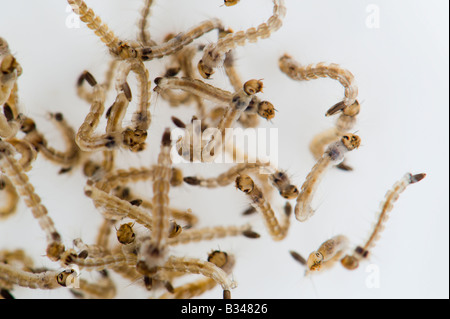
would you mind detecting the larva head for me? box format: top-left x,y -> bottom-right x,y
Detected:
0,54 -> 20,75
114,42 -> 138,60
170,168 -> 183,187
257,101 -> 275,120
208,250 -> 228,268
307,251 -> 324,271
116,223 -> 135,245
198,59 -> 214,79
56,269 -> 76,287
340,255 -> 360,270
280,185 -> 299,200
235,174 -> 254,193
341,134 -> 361,151
243,79 -> 264,96
208,250 -> 235,273
122,128 -> 147,152
82,160 -> 101,178
343,100 -> 360,117
46,242 -> 65,262
20,117 -> 36,134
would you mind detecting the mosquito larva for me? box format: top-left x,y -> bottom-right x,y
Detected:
155,76 -> 232,104
295,134 -> 361,222
75,273 -> 117,299
167,224 -> 259,246
159,250 -> 235,299
115,59 -> 151,134
67,0 -> 138,59
6,139 -> 38,172
146,129 -> 173,268
183,161 -> 269,188
204,79 -> 264,157
279,54 -> 359,109
341,173 -> 426,270
0,140 -> 65,261
156,256 -> 237,299
235,174 -> 291,241
94,166 -> 183,194
137,0 -> 156,46
20,114 -> 80,170
61,249 -> 135,271
84,181 -> 154,229
198,0 -> 286,79
0,263 -> 62,290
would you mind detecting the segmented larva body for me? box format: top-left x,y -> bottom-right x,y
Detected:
105,92 -> 129,134
159,277 -> 217,299
155,76 -> 232,104
159,250 -> 235,299
115,59 -> 151,132
137,0 -> 156,46
76,80 -> 115,151
138,19 -> 224,60
95,166 -> 155,193
149,129 -> 173,257
6,139 -> 37,172
236,174 -> 290,241
203,80 -> 264,158
363,173 -> 426,252
95,219 -> 114,251
73,238 -> 108,259
0,263 -> 60,290
183,161 -> 269,188
21,114 -> 80,169
341,173 -> 426,270
67,0 -> 137,59
167,224 -> 257,246
198,0 -> 286,78
77,275 -> 117,299
61,250 -> 135,271
0,141 -> 64,261
279,55 -> 358,108
157,256 -> 237,298
295,134 -> 361,222
84,182 -> 153,229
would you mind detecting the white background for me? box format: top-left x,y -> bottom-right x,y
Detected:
0,0 -> 448,299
